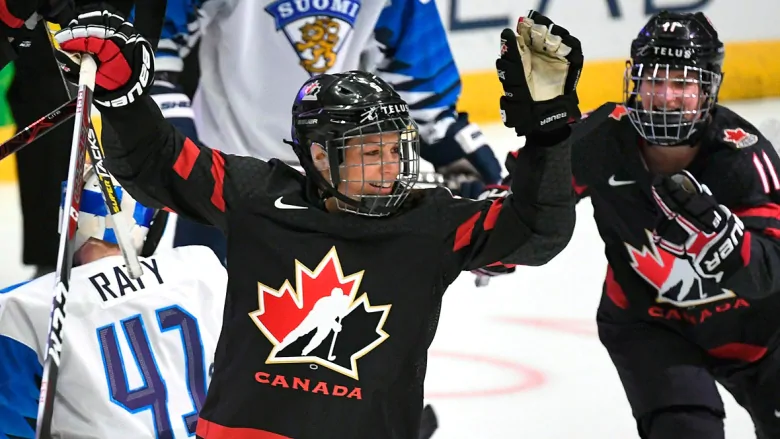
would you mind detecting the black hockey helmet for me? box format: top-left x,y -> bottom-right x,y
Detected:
289,70 -> 420,217
623,10 -> 725,146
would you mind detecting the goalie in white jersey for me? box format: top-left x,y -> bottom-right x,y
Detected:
0,166 -> 227,439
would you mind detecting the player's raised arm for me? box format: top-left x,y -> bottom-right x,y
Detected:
53,6 -> 270,232
439,12 -> 580,275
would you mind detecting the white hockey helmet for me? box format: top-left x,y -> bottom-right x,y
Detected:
60,165 -> 156,254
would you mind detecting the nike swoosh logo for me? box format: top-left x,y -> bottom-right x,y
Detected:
274,196 -> 307,210
608,175 -> 636,187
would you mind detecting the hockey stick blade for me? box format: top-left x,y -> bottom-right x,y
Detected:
35,55 -> 97,439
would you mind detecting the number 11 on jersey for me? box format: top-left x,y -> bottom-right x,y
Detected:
97,305 -> 208,438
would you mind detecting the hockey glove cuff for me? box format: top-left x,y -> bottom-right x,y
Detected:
497,11 -> 582,136
471,184 -> 518,285
54,5 -> 154,108
651,170 -> 748,283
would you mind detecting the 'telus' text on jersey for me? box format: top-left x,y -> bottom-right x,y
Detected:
265,0 -> 362,75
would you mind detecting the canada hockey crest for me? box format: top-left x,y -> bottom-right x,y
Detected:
722,128 -> 758,149
249,246 -> 391,380
624,230 -> 735,307
265,0 -> 361,75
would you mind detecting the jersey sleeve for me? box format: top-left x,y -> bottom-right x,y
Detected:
152,0 -> 227,74
100,95 -> 272,232
366,0 -> 460,146
0,285 -> 45,439
719,140 -> 780,298
438,129 -> 576,281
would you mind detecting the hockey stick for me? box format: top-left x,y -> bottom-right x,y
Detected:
327,317 -> 341,361
47,22 -> 144,280
35,2 -> 167,435
85,119 -> 144,278
0,97 -> 77,162
35,54 -> 97,439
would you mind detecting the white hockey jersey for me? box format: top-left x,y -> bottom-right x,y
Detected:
158,0 -> 466,166
0,246 -> 227,439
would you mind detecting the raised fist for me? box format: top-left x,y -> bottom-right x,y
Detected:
54,5 -> 154,108
496,11 -> 583,135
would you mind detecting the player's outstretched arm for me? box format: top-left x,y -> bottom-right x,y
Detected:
53,6 -> 270,232
439,12 -> 580,275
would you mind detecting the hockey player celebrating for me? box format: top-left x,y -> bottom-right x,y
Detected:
153,0 -> 505,261
53,6 -> 581,438
490,10 -> 780,439
0,166 -> 227,438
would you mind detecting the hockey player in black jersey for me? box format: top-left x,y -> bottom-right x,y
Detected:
488,10 -> 780,439
53,7 -> 581,438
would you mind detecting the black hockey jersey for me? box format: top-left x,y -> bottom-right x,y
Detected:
572,102 -> 780,366
98,95 -> 575,439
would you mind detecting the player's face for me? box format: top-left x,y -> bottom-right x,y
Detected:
339,132 -> 401,197
637,67 -> 704,118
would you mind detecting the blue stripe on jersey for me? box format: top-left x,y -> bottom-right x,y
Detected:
373,0 -> 461,112
0,335 -> 42,439
0,281 -> 29,294
152,0 -> 208,66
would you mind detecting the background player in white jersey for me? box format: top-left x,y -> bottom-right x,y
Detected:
152,0 -> 503,263
0,166 -> 227,438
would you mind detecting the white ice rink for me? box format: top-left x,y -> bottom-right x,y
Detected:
3,99 -> 780,438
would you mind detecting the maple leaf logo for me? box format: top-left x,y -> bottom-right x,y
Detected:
624,230 -> 734,306
248,247 -> 391,380
723,128 -> 758,149
609,105 -> 628,121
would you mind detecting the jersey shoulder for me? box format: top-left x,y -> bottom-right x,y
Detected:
571,102 -> 632,187
706,105 -> 771,153
702,105 -> 780,205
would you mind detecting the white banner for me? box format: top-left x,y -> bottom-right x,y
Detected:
436,0 -> 780,71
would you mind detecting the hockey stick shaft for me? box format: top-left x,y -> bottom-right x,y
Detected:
85,119 -> 144,278
0,98 -> 77,162
35,54 -> 97,439
46,21 -> 144,279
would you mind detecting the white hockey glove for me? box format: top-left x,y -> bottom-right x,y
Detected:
497,10 -> 582,135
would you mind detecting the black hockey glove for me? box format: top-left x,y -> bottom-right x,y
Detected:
472,184 -> 518,286
496,11 -> 582,136
53,5 -> 154,108
0,0 -> 73,32
651,170 -> 747,283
